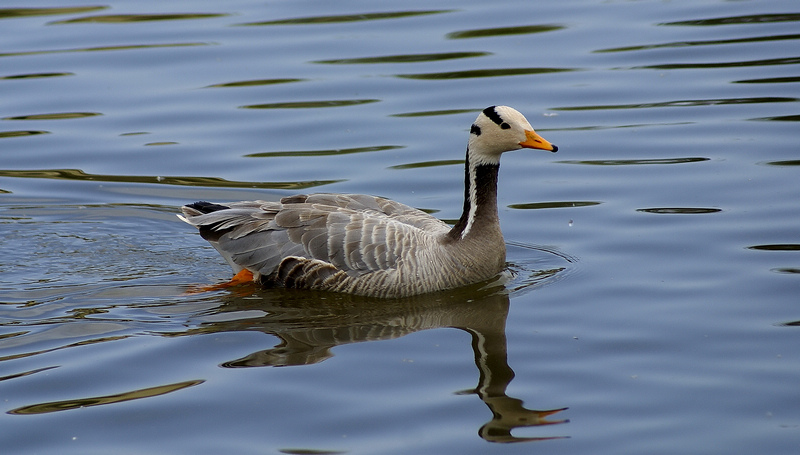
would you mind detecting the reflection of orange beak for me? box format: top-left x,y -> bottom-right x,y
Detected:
519,129 -> 558,152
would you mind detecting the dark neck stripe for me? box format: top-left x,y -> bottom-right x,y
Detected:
448,149 -> 500,240
449,149 -> 473,240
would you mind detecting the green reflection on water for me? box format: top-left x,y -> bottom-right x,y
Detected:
773,269 -> 800,276
0,72 -> 74,80
595,33 -> 800,53
397,67 -> 573,80
634,56 -> 800,70
0,6 -> 107,19
751,114 -> 800,122
553,97 -> 796,111
763,159 -> 800,166
239,10 -> 455,26
0,130 -> 50,138
747,244 -> 800,251
557,157 -> 709,166
245,145 -> 403,158
49,13 -> 228,24
0,169 -> 343,190
8,380 -> 204,415
389,159 -> 463,170
661,13 -> 800,27
3,112 -> 101,121
447,24 -> 563,39
206,78 -> 305,88
0,366 -> 58,383
314,51 -> 489,64
241,99 -> 379,109
735,76 -> 800,84
0,42 -> 209,58
278,449 -> 347,455
391,108 -> 476,117
508,201 -> 601,210
548,122 -> 694,131
637,208 -> 722,214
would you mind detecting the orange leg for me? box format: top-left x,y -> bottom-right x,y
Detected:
227,269 -> 255,285
184,269 -> 255,294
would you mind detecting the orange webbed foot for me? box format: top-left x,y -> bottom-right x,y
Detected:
184,269 -> 256,295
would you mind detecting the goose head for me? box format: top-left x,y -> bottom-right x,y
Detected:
467,106 -> 557,165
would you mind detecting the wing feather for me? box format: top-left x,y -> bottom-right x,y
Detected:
179,193 -> 450,280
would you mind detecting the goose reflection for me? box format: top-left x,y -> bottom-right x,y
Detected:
185,275 -> 569,443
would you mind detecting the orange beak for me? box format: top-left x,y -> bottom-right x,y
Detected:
519,129 -> 558,152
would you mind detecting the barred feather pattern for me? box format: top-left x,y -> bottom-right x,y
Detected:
179,193 -> 506,298
178,106 -> 556,298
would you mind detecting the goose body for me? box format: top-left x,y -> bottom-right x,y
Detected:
179,106 -> 557,298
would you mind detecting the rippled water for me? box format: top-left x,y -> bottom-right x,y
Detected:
1,1 -> 799,454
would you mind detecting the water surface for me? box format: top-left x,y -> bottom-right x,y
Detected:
1,1 -> 799,454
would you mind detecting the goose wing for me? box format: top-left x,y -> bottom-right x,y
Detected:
179,193 -> 450,278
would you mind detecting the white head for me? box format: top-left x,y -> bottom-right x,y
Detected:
467,106 -> 557,165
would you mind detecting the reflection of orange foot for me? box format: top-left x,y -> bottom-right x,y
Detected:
535,406 -> 570,425
185,269 -> 255,294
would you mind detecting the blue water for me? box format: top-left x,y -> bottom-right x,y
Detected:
1,1 -> 799,454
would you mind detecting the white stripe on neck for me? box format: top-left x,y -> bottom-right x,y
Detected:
461,159 -> 479,239
460,147 -> 500,239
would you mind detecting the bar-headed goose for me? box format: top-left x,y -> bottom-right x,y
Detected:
179,106 -> 557,298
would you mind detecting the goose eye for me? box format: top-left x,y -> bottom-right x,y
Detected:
500,122 -> 510,130
470,124 -> 481,136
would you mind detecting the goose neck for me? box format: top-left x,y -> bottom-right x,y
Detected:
448,149 -> 500,241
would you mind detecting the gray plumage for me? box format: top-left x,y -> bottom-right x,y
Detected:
179,106 -> 557,298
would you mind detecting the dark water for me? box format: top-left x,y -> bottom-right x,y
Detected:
1,1 -> 799,454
